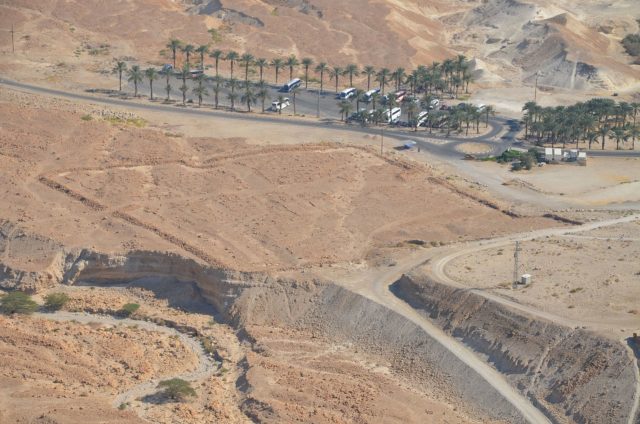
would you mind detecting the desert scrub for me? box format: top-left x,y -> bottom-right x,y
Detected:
0,291 -> 38,315
44,292 -> 70,311
119,303 -> 140,317
156,378 -> 196,402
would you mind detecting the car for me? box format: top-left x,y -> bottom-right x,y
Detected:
161,64 -> 173,73
271,98 -> 290,111
394,90 -> 407,102
429,99 -> 440,109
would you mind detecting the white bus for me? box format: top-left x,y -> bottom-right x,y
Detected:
384,107 -> 402,124
416,110 -> 429,126
337,87 -> 357,100
281,78 -> 301,92
363,88 -> 380,102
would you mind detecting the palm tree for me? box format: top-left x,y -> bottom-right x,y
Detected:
370,92 -> 381,112
329,66 -> 343,93
209,49 -> 223,76
144,67 -> 159,100
483,105 -> 495,128
240,53 -> 254,82
301,57 -> 314,89
406,101 -> 419,131
179,83 -> 188,105
291,86 -> 300,115
166,39 -> 182,68
159,66 -> 172,101
598,125 -> 610,150
392,67 -> 405,91
127,65 -> 143,97
241,84 -> 257,112
338,100 -> 352,121
227,78 -> 239,110
610,126 -> 628,150
363,65 -> 375,91
271,58 -> 284,84
354,89 -> 365,113
192,84 -> 208,107
285,55 -> 299,81
195,45 -> 209,70
114,61 -> 127,91
256,81 -> 269,112
427,110 -> 440,134
255,58 -> 268,82
211,75 -> 223,109
177,64 -> 190,105
344,64 -> 359,87
227,91 -> 238,111
376,68 -> 390,95
315,62 -> 328,93
225,51 -> 239,79
277,95 -> 285,115
182,44 -> 195,67
629,125 -> 639,150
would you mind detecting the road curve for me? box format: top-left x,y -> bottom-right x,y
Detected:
35,311 -> 216,413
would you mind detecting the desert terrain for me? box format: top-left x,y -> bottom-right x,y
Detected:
1,1 -> 640,424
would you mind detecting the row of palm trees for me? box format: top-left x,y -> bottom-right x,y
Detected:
161,38 -> 473,98
522,99 -> 640,150
337,92 -> 494,135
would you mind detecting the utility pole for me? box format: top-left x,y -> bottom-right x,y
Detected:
380,128 -> 384,155
534,71 -> 540,102
10,24 -> 15,54
513,241 -> 521,289
316,86 -> 320,118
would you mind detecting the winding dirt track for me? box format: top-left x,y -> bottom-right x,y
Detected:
339,212 -> 640,424
35,311 -> 216,416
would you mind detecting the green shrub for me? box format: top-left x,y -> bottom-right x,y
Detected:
44,293 -> 70,311
622,34 -> 640,58
81,114 -> 93,121
119,303 -> 140,317
0,292 -> 38,315
157,378 -> 196,401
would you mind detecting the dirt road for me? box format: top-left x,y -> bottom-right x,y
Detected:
35,311 -> 217,414
333,212 -> 640,424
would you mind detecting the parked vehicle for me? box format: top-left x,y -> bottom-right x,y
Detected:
280,78 -> 301,92
429,99 -> 440,109
337,87 -> 357,100
476,104 -> 486,112
363,88 -> 380,102
394,90 -> 407,102
189,69 -> 204,78
161,64 -> 173,73
384,107 -> 402,124
271,97 -> 290,111
416,110 -> 429,127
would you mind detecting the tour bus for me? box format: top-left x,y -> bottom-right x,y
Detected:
363,88 -> 380,102
280,78 -> 301,92
337,87 -> 357,100
384,107 -> 402,124
416,110 -> 429,127
394,90 -> 407,103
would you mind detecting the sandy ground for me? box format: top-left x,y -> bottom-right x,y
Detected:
1,0 -> 638,106
445,219 -> 640,332
0,89 -> 554,273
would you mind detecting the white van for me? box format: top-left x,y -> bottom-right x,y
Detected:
281,78 -> 301,92
384,107 -> 402,124
271,97 -> 290,111
363,88 -> 380,102
337,87 -> 357,100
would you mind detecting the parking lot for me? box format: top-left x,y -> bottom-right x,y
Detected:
126,74 -> 439,124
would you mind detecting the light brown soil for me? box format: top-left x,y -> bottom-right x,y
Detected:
0,91 -> 552,273
446,219 -> 640,331
0,314 -> 197,424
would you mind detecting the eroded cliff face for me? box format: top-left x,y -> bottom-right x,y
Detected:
391,273 -> 638,424
1,227 -> 637,423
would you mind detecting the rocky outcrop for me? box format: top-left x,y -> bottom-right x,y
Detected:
391,273 -> 638,424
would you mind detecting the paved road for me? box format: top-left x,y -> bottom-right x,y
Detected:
1,77 -> 511,159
